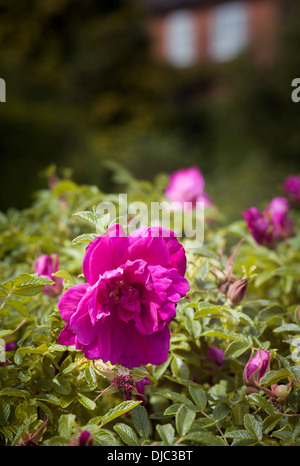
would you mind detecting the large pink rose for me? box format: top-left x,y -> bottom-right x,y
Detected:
58,224 -> 189,368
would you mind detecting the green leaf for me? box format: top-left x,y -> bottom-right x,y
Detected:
6,300 -> 30,317
84,366 -> 98,390
255,267 -> 300,287
273,323 -> 300,333
155,389 -> 194,407
194,303 -> 222,319
52,376 -> 72,395
200,328 -> 251,344
0,399 -> 10,426
13,275 -> 54,296
35,394 -> 61,405
225,428 -> 257,445
247,393 -> 276,415
73,210 -> 99,226
0,329 -> 13,338
113,423 -> 140,446
156,423 -> 175,445
184,431 -> 227,446
243,414 -> 263,442
225,340 -> 251,359
185,316 -> 201,339
131,405 -> 150,439
0,388 -> 29,398
78,393 -> 96,410
175,404 -> 196,437
72,210 -> 110,233
171,356 -> 190,379
212,404 -> 230,422
58,414 -> 76,438
52,269 -> 76,286
259,368 -> 294,386
71,233 -> 98,245
199,260 -> 210,280
188,386 -> 207,410
100,400 -> 142,427
262,414 -> 282,434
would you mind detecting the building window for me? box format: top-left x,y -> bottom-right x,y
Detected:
165,9 -> 197,68
209,1 -> 248,62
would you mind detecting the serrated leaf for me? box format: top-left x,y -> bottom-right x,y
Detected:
6,300 -> 30,317
171,356 -> 190,379
52,269 -> 76,286
243,414 -> 263,442
36,393 -> 60,405
0,388 -> 29,398
156,389 -> 194,407
156,423 -> 175,445
131,405 -> 150,439
200,328 -> 251,344
212,404 -> 230,422
73,210 -> 99,226
247,393 -> 276,415
0,329 -> 13,338
52,376 -> 72,395
225,340 -> 251,359
93,428 -> 121,446
13,275 -> 54,296
84,366 -> 98,390
255,267 -> 300,287
58,414 -> 76,438
199,260 -> 210,280
175,404 -> 196,436
188,386 -> 207,410
273,323 -> 300,333
225,428 -> 256,445
259,368 -> 294,386
100,400 -> 141,427
78,393 -> 96,410
262,414 -> 282,434
185,316 -> 201,338
113,423 -> 140,446
71,233 -> 98,245
184,431 -> 227,446
0,399 -> 10,426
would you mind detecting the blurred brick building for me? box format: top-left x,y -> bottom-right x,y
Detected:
141,0 -> 281,67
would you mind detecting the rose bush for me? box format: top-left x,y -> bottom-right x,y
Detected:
0,165 -> 300,447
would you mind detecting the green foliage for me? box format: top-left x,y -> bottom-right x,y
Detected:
0,165 -> 300,446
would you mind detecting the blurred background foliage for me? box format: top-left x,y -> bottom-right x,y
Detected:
0,0 -> 299,220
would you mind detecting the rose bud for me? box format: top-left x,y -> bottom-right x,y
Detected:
227,278 -> 248,305
243,349 -> 270,392
70,430 -> 93,446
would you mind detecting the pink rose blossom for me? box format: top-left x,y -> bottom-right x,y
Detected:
206,345 -> 225,366
283,175 -> 300,205
243,197 -> 293,248
34,253 -> 63,296
165,166 -> 213,210
58,224 -> 189,369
